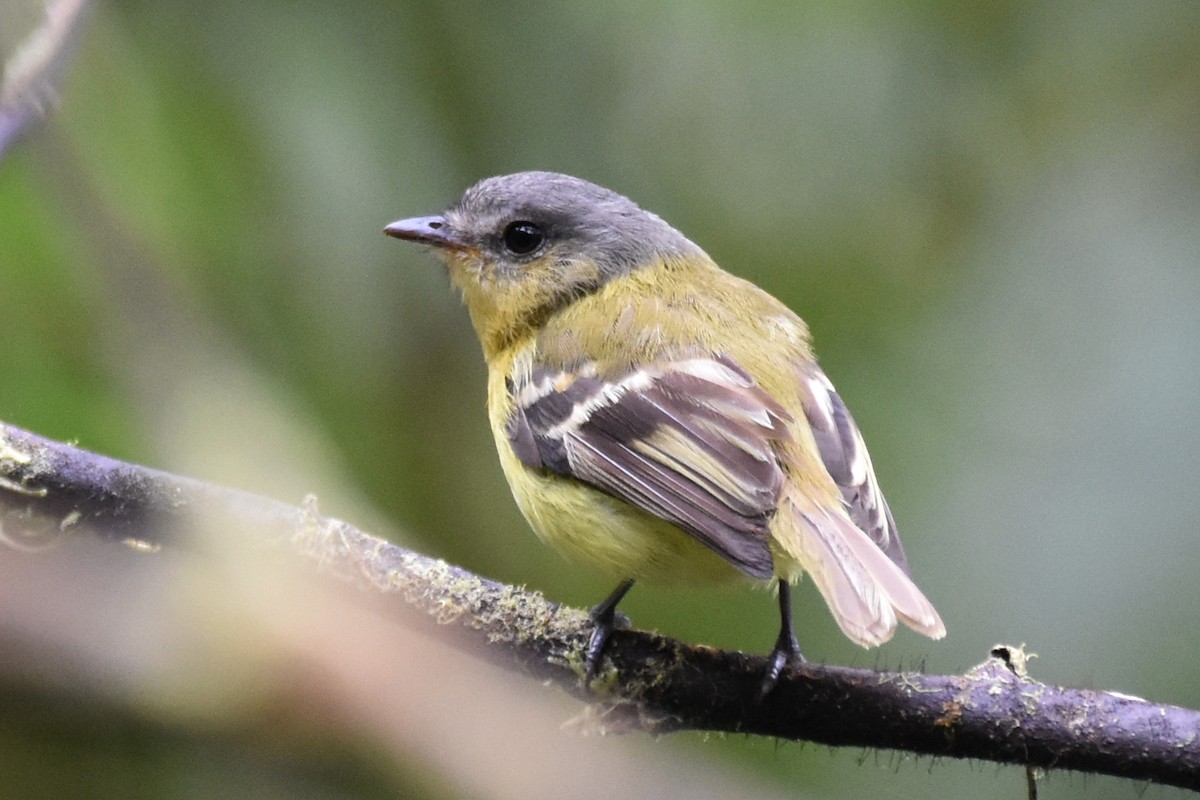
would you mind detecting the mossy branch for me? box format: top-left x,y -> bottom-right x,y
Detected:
1,421 -> 1197,791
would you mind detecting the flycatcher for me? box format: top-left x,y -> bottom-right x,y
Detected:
385,171 -> 944,694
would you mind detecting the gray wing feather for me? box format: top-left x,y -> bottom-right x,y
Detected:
799,368 -> 909,573
505,358 -> 791,579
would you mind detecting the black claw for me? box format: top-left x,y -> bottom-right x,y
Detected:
584,579 -> 634,682
759,580 -> 805,700
584,626 -> 611,681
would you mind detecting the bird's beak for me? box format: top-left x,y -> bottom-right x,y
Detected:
383,215 -> 469,250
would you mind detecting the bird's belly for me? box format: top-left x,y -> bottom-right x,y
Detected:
500,455 -> 747,584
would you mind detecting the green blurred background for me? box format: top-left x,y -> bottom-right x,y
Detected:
3,0 -> 1199,797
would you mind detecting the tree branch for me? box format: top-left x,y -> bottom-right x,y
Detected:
1,420 -> 1197,791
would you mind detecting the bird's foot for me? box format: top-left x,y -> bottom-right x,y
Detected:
584,579 -> 634,682
758,625 -> 804,699
759,579 -> 804,699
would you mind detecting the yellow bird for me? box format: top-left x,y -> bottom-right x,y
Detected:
385,172 -> 944,693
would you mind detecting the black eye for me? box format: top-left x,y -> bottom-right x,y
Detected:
502,221 -> 545,255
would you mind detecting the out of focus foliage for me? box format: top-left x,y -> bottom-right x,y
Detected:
2,1 -> 1199,797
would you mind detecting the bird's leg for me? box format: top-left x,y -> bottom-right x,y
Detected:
585,578 -> 635,681
759,579 -> 805,698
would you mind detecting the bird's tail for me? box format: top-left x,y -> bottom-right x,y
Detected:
775,493 -> 945,647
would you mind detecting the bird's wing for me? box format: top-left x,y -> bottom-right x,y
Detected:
505,355 -> 791,579
796,366 -> 909,572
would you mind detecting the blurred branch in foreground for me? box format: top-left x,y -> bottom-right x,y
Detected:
1,420 -> 1197,792
0,0 -> 90,158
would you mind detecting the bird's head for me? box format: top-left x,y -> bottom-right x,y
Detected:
385,171 -> 700,356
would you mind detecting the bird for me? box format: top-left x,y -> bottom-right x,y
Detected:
384,171 -> 944,695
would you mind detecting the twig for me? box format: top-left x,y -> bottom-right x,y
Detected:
0,0 -> 91,157
1,420 -> 1197,791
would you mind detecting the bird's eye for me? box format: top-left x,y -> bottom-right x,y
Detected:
502,221 -> 545,255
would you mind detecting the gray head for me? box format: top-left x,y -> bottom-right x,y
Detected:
385,171 -> 700,281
